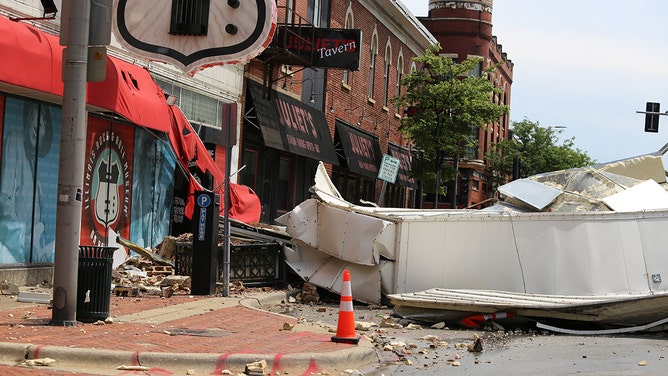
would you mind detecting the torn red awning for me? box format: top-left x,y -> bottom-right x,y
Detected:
168,105 -> 261,224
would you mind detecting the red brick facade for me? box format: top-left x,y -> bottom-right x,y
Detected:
419,0 -> 513,208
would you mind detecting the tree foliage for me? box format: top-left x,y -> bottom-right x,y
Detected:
486,118 -> 595,187
393,44 -> 508,195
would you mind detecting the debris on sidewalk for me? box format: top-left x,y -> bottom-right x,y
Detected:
244,359 -> 268,375
20,358 -> 56,367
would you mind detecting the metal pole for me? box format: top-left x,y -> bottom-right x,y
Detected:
377,181 -> 387,207
450,157 -> 459,209
434,152 -> 441,209
51,0 -> 90,325
221,107 -> 232,297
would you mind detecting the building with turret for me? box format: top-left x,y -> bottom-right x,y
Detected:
419,0 -> 513,208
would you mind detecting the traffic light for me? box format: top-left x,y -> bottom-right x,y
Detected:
645,102 -> 660,133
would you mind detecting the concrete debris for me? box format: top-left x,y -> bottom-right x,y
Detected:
16,291 -> 50,304
430,322 -> 447,329
244,359 -> 268,375
355,321 -> 378,331
467,334 -> 483,352
379,316 -> 402,328
1,280 -> 19,295
21,358 -> 56,367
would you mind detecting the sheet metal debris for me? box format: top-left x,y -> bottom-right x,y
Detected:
276,153 -> 668,330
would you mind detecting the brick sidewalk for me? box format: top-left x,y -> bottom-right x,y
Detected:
0,295 -> 343,355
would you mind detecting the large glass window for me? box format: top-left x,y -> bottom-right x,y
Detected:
130,129 -> 176,249
332,168 -> 375,204
0,98 -> 61,264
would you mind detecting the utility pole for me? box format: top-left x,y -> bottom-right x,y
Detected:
51,0 -> 90,326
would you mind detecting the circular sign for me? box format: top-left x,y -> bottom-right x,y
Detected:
197,194 -> 211,208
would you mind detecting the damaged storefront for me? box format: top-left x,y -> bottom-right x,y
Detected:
242,79 -> 338,223
0,15 -> 260,284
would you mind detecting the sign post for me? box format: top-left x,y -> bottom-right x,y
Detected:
377,154 -> 400,206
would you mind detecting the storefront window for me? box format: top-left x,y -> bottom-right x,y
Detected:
276,157 -> 293,215
333,168 -> 376,205
240,149 -> 258,190
129,129 -> 176,249
0,98 -> 61,264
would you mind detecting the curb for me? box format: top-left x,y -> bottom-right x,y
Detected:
0,290 -> 379,374
0,338 -> 377,375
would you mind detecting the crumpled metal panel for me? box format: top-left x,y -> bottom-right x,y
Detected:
603,180 -> 668,212
497,178 -> 562,210
277,198 -> 396,265
283,244 -> 382,304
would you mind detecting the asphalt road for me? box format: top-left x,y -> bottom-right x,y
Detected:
262,289 -> 668,376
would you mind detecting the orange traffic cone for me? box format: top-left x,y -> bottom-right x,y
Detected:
331,270 -> 360,344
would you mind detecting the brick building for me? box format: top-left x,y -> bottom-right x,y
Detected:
419,0 -> 513,208
241,0 -> 436,222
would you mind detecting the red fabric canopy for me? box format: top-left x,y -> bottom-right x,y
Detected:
0,15 -> 171,133
168,105 -> 261,224
0,16 -> 64,96
87,58 -> 173,133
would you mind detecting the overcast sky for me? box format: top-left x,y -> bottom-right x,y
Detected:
403,0 -> 668,163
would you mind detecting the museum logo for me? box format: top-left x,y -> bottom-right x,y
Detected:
83,130 -> 130,245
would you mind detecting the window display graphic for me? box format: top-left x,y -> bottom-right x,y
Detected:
0,98 -> 60,263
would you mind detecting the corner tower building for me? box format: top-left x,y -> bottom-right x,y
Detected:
418,0 -> 513,209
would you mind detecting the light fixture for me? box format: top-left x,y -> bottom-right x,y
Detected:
10,0 -> 57,20
310,88 -> 334,113
41,0 -> 57,15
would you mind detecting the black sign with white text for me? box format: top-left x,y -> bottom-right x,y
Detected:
277,27 -> 361,70
247,80 -> 338,164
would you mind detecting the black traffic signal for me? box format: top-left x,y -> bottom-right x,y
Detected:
645,102 -> 660,133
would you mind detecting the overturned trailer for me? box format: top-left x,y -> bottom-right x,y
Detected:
276,154 -> 668,329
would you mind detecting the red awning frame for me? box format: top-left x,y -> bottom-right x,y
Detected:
0,15 -> 171,133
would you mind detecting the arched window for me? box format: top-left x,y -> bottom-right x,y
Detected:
342,6 -> 353,85
382,41 -> 392,107
368,30 -> 378,99
396,52 -> 404,100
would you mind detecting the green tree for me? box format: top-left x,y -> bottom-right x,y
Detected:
393,44 -> 508,205
486,118 -> 594,187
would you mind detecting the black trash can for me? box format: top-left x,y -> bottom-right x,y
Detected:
76,246 -> 116,323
